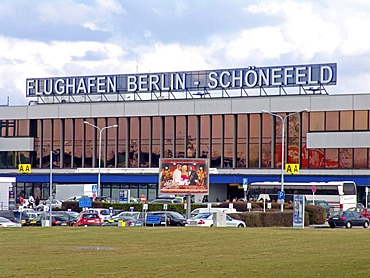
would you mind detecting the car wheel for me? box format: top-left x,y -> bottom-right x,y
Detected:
237,224 -> 245,228
329,224 -> 335,229
363,221 -> 369,228
346,221 -> 352,229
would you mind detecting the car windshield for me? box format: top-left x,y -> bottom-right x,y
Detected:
330,211 -> 343,217
99,210 -> 110,215
0,217 -> 13,223
54,216 -> 69,221
194,213 -> 212,219
168,211 -> 185,219
82,213 -> 99,219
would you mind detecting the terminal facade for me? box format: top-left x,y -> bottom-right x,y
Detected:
1,62 -> 370,203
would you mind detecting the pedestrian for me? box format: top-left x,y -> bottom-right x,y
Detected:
28,195 -> 35,209
19,195 -> 24,206
35,196 -> 40,207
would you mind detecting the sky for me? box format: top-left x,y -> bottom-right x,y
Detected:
1,0 -> 370,105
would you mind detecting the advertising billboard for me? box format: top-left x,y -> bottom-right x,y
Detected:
159,158 -> 209,195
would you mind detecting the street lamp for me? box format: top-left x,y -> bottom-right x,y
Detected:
262,109 -> 308,212
84,121 -> 118,198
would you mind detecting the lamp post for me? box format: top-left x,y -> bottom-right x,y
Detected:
84,121 -> 118,198
262,109 -> 307,212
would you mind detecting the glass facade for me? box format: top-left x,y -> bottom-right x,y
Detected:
3,110 -> 370,200
2,110 -> 370,170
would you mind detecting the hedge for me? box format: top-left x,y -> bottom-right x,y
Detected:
62,200 -> 326,226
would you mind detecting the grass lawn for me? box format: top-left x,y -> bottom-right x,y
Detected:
0,226 -> 369,277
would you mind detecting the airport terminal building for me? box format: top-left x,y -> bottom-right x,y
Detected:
1,62 -> 370,203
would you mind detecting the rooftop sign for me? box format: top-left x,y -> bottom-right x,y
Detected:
26,63 -> 336,97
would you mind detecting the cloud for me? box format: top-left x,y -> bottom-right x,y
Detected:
1,0 -> 370,105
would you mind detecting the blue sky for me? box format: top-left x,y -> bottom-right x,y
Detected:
1,0 -> 370,105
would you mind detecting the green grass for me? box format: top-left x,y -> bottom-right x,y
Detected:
0,227 -> 369,277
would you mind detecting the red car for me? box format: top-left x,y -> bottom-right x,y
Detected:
74,212 -> 102,226
347,205 -> 370,220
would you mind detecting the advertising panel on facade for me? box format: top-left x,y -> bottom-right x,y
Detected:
293,194 -> 305,229
159,158 -> 209,195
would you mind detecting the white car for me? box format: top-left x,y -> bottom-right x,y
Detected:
186,213 -> 246,227
0,217 -> 21,227
36,199 -> 63,211
88,208 -> 112,221
190,207 -> 237,218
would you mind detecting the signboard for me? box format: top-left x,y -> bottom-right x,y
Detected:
79,197 -> 92,208
146,215 -> 161,225
92,184 -> 98,194
311,185 -> 316,193
26,63 -> 337,97
140,195 -> 146,204
285,163 -> 300,174
18,164 -> 31,174
159,158 -> 209,195
278,191 -> 285,200
293,195 -> 305,229
119,190 -> 129,203
242,178 -> 248,191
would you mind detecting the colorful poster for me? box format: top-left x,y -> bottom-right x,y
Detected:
293,194 -> 305,229
159,158 -> 209,195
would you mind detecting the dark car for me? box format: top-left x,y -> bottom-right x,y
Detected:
146,211 -> 186,226
29,213 -> 71,226
328,211 -> 369,229
0,210 -> 30,226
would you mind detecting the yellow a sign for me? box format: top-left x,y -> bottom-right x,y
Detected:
285,163 -> 300,174
18,164 -> 32,174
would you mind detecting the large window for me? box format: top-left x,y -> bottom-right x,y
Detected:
200,116 -> 210,159
175,116 -> 186,158
261,114 -> 272,168
187,116 -> 197,158
164,117 -> 174,159
223,115 -> 233,168
211,115 -> 222,167
237,114 -> 247,168
117,118 -> 127,167
249,114 -> 260,168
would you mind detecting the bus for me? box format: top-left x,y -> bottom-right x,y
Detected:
248,181 -> 357,211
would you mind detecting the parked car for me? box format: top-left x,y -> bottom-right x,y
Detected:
346,204 -> 370,219
146,211 -> 187,226
74,212 -> 102,226
113,211 -> 145,221
63,211 -> 80,223
0,210 -> 30,226
0,216 -> 21,227
107,216 -> 144,226
36,199 -> 63,211
328,211 -> 369,228
87,208 -> 112,221
186,213 -> 246,227
190,207 -> 237,218
150,198 -> 181,204
65,195 -> 86,202
28,213 -> 72,226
